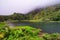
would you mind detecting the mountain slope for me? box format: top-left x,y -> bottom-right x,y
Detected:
26,4 -> 60,21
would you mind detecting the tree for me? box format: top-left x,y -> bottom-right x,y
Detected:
0,16 -> 4,22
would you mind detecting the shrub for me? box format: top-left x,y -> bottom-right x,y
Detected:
0,26 -> 42,40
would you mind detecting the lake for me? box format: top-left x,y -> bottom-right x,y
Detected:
7,21 -> 60,33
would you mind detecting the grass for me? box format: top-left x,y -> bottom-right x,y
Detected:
0,22 -> 6,27
0,26 -> 42,40
21,20 -> 45,22
0,21 -> 60,40
0,25 -> 60,40
6,19 -> 60,23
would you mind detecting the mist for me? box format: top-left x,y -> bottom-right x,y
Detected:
0,0 -> 60,15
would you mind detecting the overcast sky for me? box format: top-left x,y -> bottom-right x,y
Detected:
0,0 -> 60,15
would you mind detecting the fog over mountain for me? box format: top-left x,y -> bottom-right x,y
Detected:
0,0 -> 60,15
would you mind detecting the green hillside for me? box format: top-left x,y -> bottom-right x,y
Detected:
0,4 -> 60,22
26,4 -> 60,21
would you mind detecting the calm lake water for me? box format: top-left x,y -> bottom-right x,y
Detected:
8,22 -> 60,33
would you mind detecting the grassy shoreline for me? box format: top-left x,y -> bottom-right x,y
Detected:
21,20 -> 60,22
0,25 -> 60,40
0,21 -> 60,40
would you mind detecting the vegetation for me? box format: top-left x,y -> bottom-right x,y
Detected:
0,26 -> 41,40
0,4 -> 60,40
0,22 -> 6,27
0,25 -> 60,40
0,4 -> 60,22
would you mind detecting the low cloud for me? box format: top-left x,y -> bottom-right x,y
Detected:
0,0 -> 60,15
